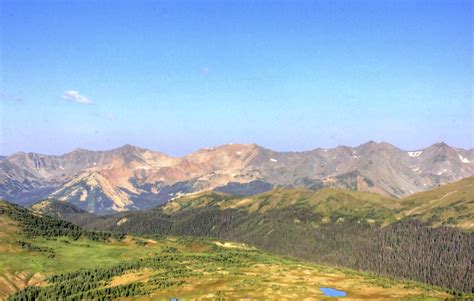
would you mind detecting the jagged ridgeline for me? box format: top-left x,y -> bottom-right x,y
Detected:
73,179 -> 473,294
2,142 -> 473,214
0,200 -> 454,300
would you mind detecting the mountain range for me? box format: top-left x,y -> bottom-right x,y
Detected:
1,141 -> 473,214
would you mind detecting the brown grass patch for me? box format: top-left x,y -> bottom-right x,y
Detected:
107,269 -> 154,287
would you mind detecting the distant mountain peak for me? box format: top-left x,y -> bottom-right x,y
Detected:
434,141 -> 449,147
1,141 -> 473,214
357,141 -> 380,148
118,144 -> 144,150
355,141 -> 398,152
365,140 -> 378,145
70,148 -> 90,153
426,141 -> 452,151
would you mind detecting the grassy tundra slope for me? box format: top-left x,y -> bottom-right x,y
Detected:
0,200 -> 453,300
163,187 -> 400,225
163,177 -> 474,230
399,176 -> 474,230
72,179 -> 473,294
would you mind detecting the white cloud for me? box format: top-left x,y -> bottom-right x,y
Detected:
63,90 -> 92,104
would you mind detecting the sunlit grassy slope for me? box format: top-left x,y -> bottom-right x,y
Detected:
0,200 -> 452,300
164,187 -> 399,225
163,177 -> 474,230
399,176 -> 474,230
164,188 -> 396,212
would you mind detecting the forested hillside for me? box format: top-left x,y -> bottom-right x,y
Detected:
0,200 -> 452,300
72,180 -> 474,294
0,201 -> 123,241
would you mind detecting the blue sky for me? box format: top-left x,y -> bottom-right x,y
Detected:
1,0 -> 472,156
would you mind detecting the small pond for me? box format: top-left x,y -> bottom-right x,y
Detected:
320,287 -> 347,297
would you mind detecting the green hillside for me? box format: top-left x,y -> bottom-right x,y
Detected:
164,178 -> 474,230
29,199 -> 92,219
164,187 -> 399,225
399,176 -> 474,230
29,199 -> 96,226
76,181 -> 473,294
7,177 -> 474,297
0,200 -> 454,300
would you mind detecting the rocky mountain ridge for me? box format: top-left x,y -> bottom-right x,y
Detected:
1,141 -> 473,214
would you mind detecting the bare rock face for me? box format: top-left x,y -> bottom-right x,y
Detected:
1,142 -> 473,214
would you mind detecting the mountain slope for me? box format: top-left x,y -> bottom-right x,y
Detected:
399,176 -> 474,230
85,207 -> 472,294
1,141 -> 473,214
70,179 -> 473,293
0,200 -> 453,300
162,187 -> 400,225
29,199 -> 96,226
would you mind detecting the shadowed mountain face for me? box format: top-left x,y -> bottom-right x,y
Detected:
1,142 -> 473,214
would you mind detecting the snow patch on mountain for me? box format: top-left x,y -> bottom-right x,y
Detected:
408,151 -> 423,157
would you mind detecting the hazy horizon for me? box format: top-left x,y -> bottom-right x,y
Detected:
1,0 -> 472,156
1,140 -> 471,157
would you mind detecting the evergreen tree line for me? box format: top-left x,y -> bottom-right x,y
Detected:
88,204 -> 473,293
0,201 -> 124,241
16,240 -> 55,258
